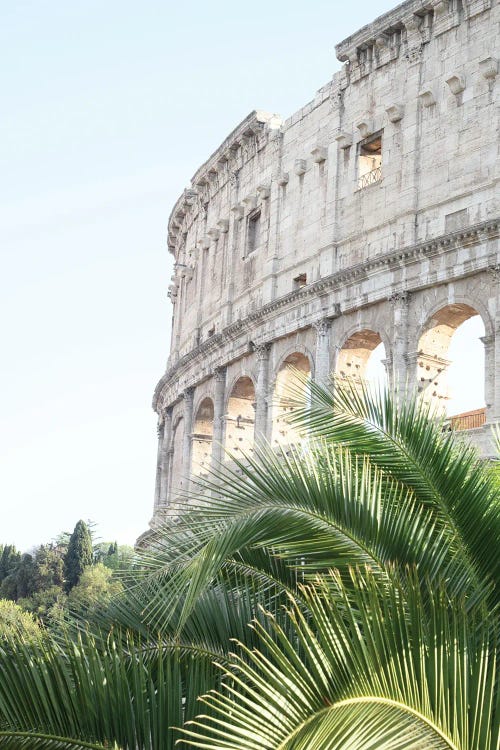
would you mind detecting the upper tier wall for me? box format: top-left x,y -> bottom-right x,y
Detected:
158,0 -> 499,414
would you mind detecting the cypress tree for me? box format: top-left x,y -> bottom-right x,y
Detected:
0,546 -> 21,584
63,520 -> 93,592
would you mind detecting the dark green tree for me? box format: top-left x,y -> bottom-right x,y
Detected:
103,543 -> 134,572
13,553 -> 36,599
34,544 -> 64,591
0,545 -> 21,584
63,521 -> 93,592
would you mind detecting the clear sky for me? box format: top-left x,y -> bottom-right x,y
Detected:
1,0 -> 484,551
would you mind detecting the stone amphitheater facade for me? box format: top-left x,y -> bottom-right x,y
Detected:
146,0 -> 500,531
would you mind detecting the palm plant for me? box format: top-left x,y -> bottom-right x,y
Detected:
0,383 -> 498,749
182,569 -> 498,750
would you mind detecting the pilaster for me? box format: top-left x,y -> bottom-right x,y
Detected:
211,367 -> 227,468
388,291 -> 411,396
480,334 -> 494,420
220,173 -> 242,327
153,417 -> 164,514
182,387 -> 195,492
313,318 -> 332,389
158,407 -> 173,512
255,344 -> 271,440
489,265 -> 500,421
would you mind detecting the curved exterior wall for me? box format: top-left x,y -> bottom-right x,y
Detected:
147,0 -> 500,530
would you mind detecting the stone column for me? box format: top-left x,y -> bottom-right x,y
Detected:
481,334 -> 495,421
220,172 -> 243,327
255,344 -> 271,441
388,291 -> 411,396
158,407 -> 173,511
313,318 -> 332,389
182,387 -> 195,491
485,265 -> 500,422
166,444 -> 175,505
211,367 -> 227,468
153,417 -> 164,514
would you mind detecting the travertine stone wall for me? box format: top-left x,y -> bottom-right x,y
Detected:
144,0 -> 500,535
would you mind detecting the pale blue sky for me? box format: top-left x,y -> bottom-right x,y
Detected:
1,0 -> 483,551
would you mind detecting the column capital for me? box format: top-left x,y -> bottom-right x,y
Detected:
213,366 -> 227,382
255,342 -> 271,361
183,386 -> 195,401
488,264 -> 500,281
313,318 -> 332,336
161,405 -> 173,421
388,290 -> 411,307
250,341 -> 271,362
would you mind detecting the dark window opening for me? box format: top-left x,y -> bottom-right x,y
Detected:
293,273 -> 307,289
246,210 -> 261,255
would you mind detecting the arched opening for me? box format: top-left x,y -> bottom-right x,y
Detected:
272,352 -> 311,448
336,329 -> 388,389
191,398 -> 214,477
417,304 -> 485,426
225,377 -> 255,456
169,417 -> 184,497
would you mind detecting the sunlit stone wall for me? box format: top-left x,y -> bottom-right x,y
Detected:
145,0 -> 500,535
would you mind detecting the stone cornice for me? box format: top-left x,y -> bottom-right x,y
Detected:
335,0 -> 492,74
167,111 -> 282,255
153,216 -> 499,411
335,0 -> 428,62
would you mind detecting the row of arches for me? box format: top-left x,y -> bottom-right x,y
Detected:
341,304 -> 486,417
188,353 -> 312,478
170,303 -> 486,481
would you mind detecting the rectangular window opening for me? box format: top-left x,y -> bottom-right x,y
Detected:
246,210 -> 261,255
293,273 -> 307,290
357,133 -> 382,189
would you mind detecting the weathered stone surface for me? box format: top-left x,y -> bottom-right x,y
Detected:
145,0 -> 500,533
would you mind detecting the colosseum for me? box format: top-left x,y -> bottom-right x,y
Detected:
147,0 -> 499,529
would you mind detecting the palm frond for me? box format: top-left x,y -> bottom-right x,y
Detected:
181,569 -> 498,750
0,629 -> 219,750
125,434 -> 493,632
287,379 -> 500,604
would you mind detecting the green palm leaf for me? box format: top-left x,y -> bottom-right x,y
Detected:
0,629 -> 218,750
181,569 -> 499,750
129,436 -> 491,633
289,380 -> 500,604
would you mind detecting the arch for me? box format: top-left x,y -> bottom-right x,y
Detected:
335,328 -> 388,388
336,321 -> 392,364
225,371 -> 257,406
415,294 -> 493,342
271,351 -> 312,447
224,376 -> 256,456
271,343 -> 316,386
416,303 -> 486,423
191,397 -> 214,478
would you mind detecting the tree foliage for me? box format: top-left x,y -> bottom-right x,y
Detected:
63,521 -> 93,592
0,600 -> 41,643
66,563 -> 123,619
0,546 -> 21,582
